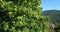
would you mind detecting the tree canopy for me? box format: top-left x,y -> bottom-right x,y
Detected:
0,0 -> 49,32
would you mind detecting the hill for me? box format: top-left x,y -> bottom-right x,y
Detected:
42,10 -> 60,23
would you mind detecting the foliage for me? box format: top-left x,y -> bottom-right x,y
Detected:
0,0 -> 49,32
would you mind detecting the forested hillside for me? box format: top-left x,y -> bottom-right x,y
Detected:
42,10 -> 60,23
42,10 -> 60,32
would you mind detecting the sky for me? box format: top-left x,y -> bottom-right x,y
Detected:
41,0 -> 60,11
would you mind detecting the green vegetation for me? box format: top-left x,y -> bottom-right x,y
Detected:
0,0 -> 49,32
42,10 -> 60,23
42,10 -> 60,32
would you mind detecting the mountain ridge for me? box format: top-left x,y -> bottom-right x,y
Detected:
42,10 -> 60,23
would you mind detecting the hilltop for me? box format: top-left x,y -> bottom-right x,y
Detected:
42,10 -> 60,23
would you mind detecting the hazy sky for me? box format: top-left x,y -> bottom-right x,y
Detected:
41,0 -> 60,11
